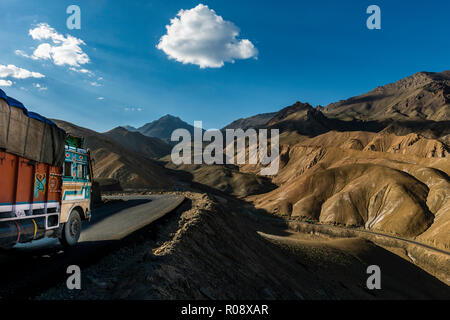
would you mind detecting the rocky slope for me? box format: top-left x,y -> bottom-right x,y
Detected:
322,71 -> 450,122
297,130 -> 449,158
37,192 -> 450,300
247,141 -> 450,249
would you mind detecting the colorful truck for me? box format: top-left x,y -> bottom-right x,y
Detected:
0,89 -> 93,248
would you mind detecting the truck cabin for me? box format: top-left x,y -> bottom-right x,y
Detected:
63,135 -> 91,183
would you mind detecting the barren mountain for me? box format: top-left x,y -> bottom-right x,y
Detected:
256,71 -> 450,144
53,120 -> 172,190
223,112 -> 276,130
266,102 -> 330,136
263,101 -> 383,145
135,114 -> 196,141
322,71 -> 450,122
238,72 -> 450,250
104,126 -> 172,159
121,125 -> 138,132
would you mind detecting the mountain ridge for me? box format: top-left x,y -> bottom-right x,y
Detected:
134,114 -> 195,141
322,70 -> 450,122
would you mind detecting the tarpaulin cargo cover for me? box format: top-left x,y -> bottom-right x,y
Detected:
0,89 -> 66,166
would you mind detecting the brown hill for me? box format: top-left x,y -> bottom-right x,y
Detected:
165,162 -> 277,198
266,102 -> 332,136
53,120 -> 172,190
104,126 -> 172,159
297,130 -> 449,158
363,132 -> 449,157
322,71 -> 450,122
247,141 -> 450,249
252,163 -> 434,237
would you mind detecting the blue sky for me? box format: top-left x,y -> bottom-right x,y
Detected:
0,0 -> 449,132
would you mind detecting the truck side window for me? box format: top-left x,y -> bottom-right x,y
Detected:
77,164 -> 84,179
84,165 -> 90,180
64,161 -> 72,178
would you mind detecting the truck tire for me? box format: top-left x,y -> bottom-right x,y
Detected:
59,209 -> 82,247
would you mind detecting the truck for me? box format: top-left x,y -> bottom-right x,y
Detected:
0,89 -> 93,248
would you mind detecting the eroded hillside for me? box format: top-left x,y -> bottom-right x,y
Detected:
247,136 -> 450,250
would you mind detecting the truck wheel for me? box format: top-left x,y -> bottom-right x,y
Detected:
59,209 -> 82,247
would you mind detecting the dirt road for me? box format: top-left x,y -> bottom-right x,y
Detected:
82,194 -> 185,241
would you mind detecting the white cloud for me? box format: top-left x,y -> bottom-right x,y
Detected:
157,4 -> 258,68
69,67 -> 94,76
32,43 -> 53,60
97,97 -> 104,100
33,83 -> 48,91
17,23 -> 90,69
124,107 -> 143,112
15,50 -> 32,59
0,64 -> 45,79
90,81 -> 102,87
0,80 -> 13,87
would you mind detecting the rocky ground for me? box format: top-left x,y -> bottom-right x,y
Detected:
38,191 -> 450,300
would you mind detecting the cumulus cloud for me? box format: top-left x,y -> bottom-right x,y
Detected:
0,64 -> 45,79
157,4 -> 258,68
17,23 -> 90,71
0,80 -> 13,87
